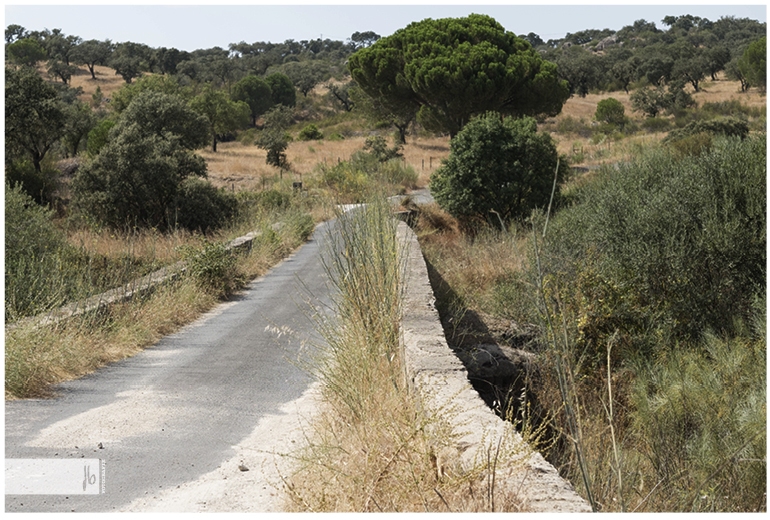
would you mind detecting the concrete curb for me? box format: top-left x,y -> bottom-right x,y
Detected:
397,221 -> 592,512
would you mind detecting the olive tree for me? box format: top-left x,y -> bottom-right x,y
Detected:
430,113 -> 568,224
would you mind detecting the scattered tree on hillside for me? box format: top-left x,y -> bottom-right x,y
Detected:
349,14 -> 569,138
349,31 -> 381,49
189,85 -> 250,152
326,81 -> 354,112
5,65 -> 66,172
265,72 -> 296,107
595,97 -> 626,126
255,104 -> 293,169
231,75 -> 274,126
281,60 -> 327,97
46,59 -> 78,84
60,100 -> 97,157
739,36 -> 766,91
109,41 -> 147,83
6,38 -> 47,67
5,24 -> 28,44
71,39 -> 113,79
350,85 -> 416,144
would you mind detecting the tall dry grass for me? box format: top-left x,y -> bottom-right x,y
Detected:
199,135 -> 448,193
281,199 -> 530,512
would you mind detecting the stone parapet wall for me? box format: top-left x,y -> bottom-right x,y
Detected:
397,221 -> 592,512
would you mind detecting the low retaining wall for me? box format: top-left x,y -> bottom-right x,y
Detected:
397,221 -> 591,512
7,228 -> 270,331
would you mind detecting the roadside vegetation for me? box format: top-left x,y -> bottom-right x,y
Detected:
5,11 -> 766,513
417,132 -> 766,512
283,199 -> 529,512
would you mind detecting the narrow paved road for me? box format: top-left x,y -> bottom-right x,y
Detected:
5,220 -> 337,512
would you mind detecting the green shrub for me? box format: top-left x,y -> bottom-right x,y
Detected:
702,99 -> 763,119
430,113 -> 569,225
298,123 -> 324,141
317,139 -> 416,202
362,135 -> 403,162
5,158 -> 60,205
179,239 -> 240,296
595,97 -> 626,126
557,115 -> 593,137
663,116 -> 750,144
641,116 -> 673,133
327,132 -> 345,141
631,310 -> 766,511
667,132 -> 714,158
5,183 -> 75,319
175,178 -> 238,232
540,134 -> 766,355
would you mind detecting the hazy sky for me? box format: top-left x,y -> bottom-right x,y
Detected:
4,2 -> 767,52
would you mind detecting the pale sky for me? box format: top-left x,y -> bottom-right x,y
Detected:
4,2 -> 767,52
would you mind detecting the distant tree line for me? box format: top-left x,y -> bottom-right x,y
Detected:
518,15 -> 765,97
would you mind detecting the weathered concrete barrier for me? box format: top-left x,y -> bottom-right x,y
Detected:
7,228 -> 272,332
397,221 -> 591,512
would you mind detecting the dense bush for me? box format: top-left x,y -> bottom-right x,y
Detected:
317,139 -> 416,202
174,178 -> 238,232
298,123 -> 324,141
5,158 -> 60,205
73,124 -> 208,229
539,133 -> 766,361
5,183 -> 74,319
430,113 -> 569,225
631,310 -> 766,511
72,91 -> 214,230
179,239 -> 240,297
595,97 -> 626,126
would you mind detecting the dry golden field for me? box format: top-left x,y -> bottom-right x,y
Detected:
51,64 -> 765,192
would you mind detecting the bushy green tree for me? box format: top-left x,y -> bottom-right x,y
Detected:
739,36 -> 766,90
298,123 -> 323,141
60,100 -> 97,157
282,60 -> 327,97
430,113 -> 567,224
46,59 -> 78,84
110,74 -> 184,113
6,38 -> 47,67
189,85 -> 250,152
5,182 -> 73,318
595,97 -> 626,126
256,104 -> 293,169
349,14 -> 569,138
5,65 -> 66,172
265,72 -> 296,107
72,91 -> 210,229
71,39 -> 112,79
175,177 -> 238,232
231,75 -> 274,126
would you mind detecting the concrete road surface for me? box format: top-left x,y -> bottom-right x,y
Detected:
5,220 -> 338,512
